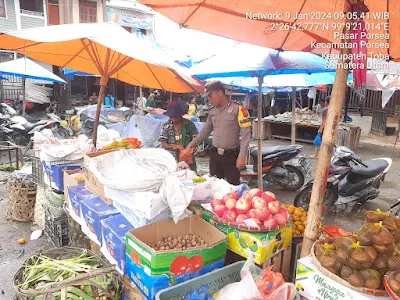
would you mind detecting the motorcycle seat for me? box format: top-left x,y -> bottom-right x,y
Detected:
350,159 -> 388,178
22,122 -> 36,131
24,115 -> 42,123
250,145 -> 300,161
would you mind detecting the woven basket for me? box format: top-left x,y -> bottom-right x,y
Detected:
13,247 -> 120,299
311,242 -> 388,296
7,177 -> 37,222
384,272 -> 400,300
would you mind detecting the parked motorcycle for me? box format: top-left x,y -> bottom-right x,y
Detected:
240,144 -> 310,190
294,145 -> 392,211
0,113 -> 70,147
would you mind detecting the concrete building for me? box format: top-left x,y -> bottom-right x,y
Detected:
47,0 -> 106,25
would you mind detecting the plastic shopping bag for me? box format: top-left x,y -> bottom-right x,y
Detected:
213,255 -> 263,300
313,133 -> 322,147
266,283 -> 296,300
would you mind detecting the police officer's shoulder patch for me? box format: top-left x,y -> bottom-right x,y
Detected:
238,105 -> 252,128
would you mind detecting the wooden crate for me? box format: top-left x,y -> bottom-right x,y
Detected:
336,126 -> 361,149
122,276 -> 146,300
252,120 -> 271,140
224,237 -> 303,283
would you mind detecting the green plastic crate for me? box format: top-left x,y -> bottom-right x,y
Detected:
156,261 -> 253,300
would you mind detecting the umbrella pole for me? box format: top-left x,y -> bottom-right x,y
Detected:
291,87 -> 296,144
92,76 -> 109,147
301,49 -> 351,257
257,75 -> 263,190
22,76 -> 26,116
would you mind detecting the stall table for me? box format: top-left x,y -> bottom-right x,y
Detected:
252,119 -> 361,149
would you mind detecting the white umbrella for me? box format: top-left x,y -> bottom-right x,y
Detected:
0,57 -> 66,114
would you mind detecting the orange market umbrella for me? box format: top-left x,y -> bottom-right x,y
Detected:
0,22 -> 204,145
138,0 -> 399,255
138,0 -> 399,60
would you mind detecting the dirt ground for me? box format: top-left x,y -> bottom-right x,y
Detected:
0,171 -> 51,299
0,133 -> 399,298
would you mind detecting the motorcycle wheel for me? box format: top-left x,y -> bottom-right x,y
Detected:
294,186 -> 336,212
281,165 -> 305,191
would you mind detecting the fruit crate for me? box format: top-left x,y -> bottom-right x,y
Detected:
44,206 -> 70,247
156,261 -> 258,300
31,156 -> 44,186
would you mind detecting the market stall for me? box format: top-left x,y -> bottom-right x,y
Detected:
253,109 -> 362,149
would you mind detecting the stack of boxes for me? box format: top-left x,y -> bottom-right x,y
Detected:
63,150 -> 230,300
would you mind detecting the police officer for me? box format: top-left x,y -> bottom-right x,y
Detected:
184,80 -> 251,185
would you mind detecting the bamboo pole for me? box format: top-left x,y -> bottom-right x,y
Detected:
92,75 -> 109,147
301,46 -> 351,257
257,75 -> 263,190
291,87 -> 296,144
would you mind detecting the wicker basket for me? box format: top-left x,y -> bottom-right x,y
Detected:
13,247 -> 120,300
7,177 -> 37,222
311,242 -> 388,297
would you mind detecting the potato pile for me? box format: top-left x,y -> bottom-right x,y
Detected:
387,272 -> 400,296
314,209 -> 400,291
150,234 -> 208,251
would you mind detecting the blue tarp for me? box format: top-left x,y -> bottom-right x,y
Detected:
63,68 -> 97,80
190,44 -> 334,80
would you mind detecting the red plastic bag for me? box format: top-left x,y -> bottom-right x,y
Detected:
179,148 -> 193,164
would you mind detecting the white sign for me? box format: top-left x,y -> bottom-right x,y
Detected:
106,7 -> 153,30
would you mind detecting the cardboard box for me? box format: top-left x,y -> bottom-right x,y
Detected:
125,216 -> 228,300
101,214 -> 134,274
64,169 -> 85,204
202,212 -> 292,265
67,184 -> 97,225
81,197 -> 119,245
43,161 -> 83,191
84,150 -> 116,205
295,256 -> 390,300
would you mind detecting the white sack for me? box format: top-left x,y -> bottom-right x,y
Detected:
159,170 -> 196,223
96,124 -> 120,150
104,187 -> 167,219
88,148 -> 177,192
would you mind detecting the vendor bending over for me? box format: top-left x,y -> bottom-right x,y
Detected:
160,102 -> 198,171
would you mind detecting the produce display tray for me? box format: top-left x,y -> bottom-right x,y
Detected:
211,213 -> 291,233
311,242 -> 388,297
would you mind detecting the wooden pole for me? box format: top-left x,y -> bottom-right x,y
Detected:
257,75 -> 263,190
291,87 -> 296,144
300,47 -> 351,257
22,76 -> 26,116
92,75 -> 109,147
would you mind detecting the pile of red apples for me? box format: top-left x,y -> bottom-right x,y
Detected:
211,188 -> 289,229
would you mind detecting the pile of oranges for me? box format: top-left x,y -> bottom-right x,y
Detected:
282,204 -> 323,236
282,205 -> 307,236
